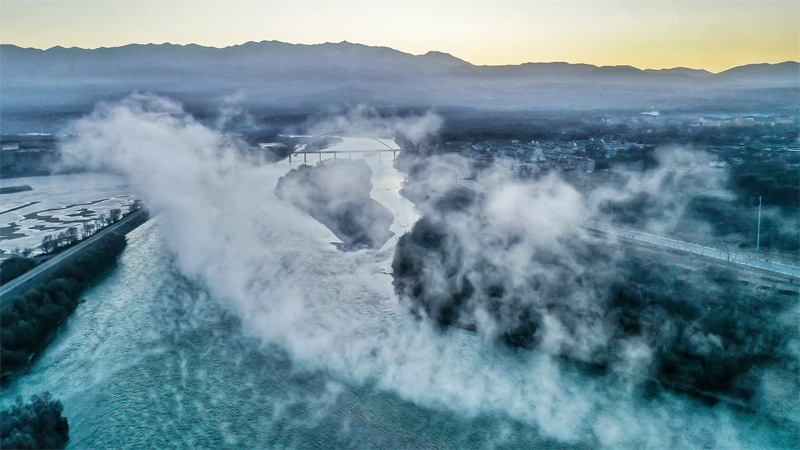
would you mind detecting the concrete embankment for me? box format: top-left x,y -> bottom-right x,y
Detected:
0,208 -> 149,300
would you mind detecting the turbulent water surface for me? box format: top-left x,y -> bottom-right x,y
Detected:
0,159 -> 548,449
2,116 -> 797,448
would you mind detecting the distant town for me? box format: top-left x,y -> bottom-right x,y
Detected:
408,111 -> 800,182
4,109 -> 798,194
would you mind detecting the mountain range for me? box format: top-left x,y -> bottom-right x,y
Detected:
2,41 -> 798,114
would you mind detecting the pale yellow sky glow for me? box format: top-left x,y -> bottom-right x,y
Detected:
1,1 -> 797,72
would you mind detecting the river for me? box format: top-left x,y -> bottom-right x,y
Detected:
1,153 -> 796,449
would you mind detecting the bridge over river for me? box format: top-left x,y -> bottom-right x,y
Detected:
287,135 -> 400,163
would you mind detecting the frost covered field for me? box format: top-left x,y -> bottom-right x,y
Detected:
0,173 -> 140,258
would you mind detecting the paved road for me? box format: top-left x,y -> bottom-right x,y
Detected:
430,156 -> 800,279
0,208 -> 149,300
583,220 -> 800,278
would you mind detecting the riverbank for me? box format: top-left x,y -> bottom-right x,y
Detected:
1,232 -> 127,378
0,209 -> 148,300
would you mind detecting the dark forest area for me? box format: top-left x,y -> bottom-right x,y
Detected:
1,393 -> 69,450
392,191 -> 798,406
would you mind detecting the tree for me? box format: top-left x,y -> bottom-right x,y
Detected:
64,227 -> 78,245
0,392 -> 70,449
110,209 -> 122,223
2,233 -> 127,376
41,235 -> 57,254
81,222 -> 95,239
1,257 -> 37,284
56,232 -> 67,249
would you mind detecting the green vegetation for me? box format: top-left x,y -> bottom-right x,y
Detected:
731,161 -> 800,212
609,262 -> 796,400
1,392 -> 69,449
1,233 -> 126,377
1,257 -> 38,285
392,175 -> 798,404
276,160 -> 395,249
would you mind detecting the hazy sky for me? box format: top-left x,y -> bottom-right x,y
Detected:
2,1 -> 798,72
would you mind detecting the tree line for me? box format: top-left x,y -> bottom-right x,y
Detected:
0,258 -> 38,285
41,200 -> 142,255
1,201 -> 143,287
1,232 -> 127,377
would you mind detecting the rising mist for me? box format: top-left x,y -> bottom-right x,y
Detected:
48,94 -> 799,448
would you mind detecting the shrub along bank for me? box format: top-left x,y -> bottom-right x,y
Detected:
0,257 -> 38,285
1,392 -> 69,449
1,233 -> 126,377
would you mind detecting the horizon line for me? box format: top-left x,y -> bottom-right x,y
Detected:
3,40 -> 798,75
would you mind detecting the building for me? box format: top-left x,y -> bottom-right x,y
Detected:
553,157 -> 595,172
577,158 -> 595,172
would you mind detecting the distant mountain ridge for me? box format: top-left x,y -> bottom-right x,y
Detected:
2,41 -> 798,113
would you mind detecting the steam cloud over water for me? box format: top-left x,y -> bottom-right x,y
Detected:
394,155 -> 798,412
59,94 -> 798,448
276,160 -> 395,250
